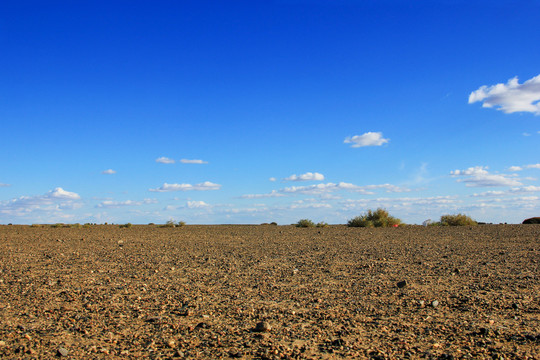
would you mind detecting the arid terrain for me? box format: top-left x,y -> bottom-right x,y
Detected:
0,224 -> 538,359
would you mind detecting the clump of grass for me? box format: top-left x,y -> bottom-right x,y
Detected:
316,221 -> 329,228
296,219 -> 315,228
50,223 -> 64,228
176,221 -> 186,227
439,214 -> 477,226
119,223 -> 133,228
347,208 -> 401,228
71,223 -> 82,228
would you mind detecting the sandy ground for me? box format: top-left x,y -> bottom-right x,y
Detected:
0,224 -> 538,359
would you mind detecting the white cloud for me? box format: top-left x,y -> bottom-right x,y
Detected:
284,172 -> 325,182
344,132 -> 389,148
186,200 -> 210,208
180,159 -> 208,164
97,198 -> 157,208
510,186 -> 540,193
469,74 -> 540,115
451,166 -> 522,187
508,164 -> 540,172
280,182 -> 410,195
269,177 -> 277,182
149,181 -> 221,192
0,187 -> 81,217
101,169 -> 116,175
156,157 -> 175,164
240,190 -> 285,199
0,183 -> 11,187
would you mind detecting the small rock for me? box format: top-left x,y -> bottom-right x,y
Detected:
57,347 -> 69,357
254,321 -> 271,332
419,300 -> 425,307
431,300 -> 439,307
397,280 -> 407,289
511,303 -> 519,310
0,340 -> 6,347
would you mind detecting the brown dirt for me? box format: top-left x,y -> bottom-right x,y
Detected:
0,224 -> 539,359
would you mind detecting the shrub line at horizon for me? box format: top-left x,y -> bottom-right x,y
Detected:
347,208 -> 402,228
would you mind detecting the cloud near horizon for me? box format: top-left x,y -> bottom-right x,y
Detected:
451,166 -> 522,187
344,132 -> 389,148
149,181 -> 221,192
0,187 -> 81,217
97,199 -> 157,208
469,74 -> 540,115
283,172 -> 325,182
101,169 -> 116,174
0,183 -> 11,187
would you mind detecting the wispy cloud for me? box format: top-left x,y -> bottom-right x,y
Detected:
149,181 -> 221,192
0,183 -> 11,187
283,172 -> 325,182
180,159 -> 208,164
240,190 -> 285,199
156,157 -> 175,164
508,163 -> 540,171
269,177 -> 277,182
469,74 -> 540,115
450,166 -> 522,187
97,199 -> 157,208
101,169 -> 116,175
280,182 -> 410,195
344,132 -> 389,148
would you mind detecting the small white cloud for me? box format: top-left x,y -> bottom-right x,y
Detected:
156,157 -> 176,164
149,181 -> 221,192
344,132 -> 389,148
186,200 -> 210,208
284,172 -> 325,182
508,164 -> 540,172
48,187 -> 81,200
0,183 -> 11,187
508,166 -> 523,172
240,190 -> 285,199
180,159 -> 208,164
97,198 -> 157,208
526,164 -> 540,169
451,166 -> 522,187
102,169 -> 116,175
523,133 -> 531,136
468,74 -> 540,115
269,177 -> 276,182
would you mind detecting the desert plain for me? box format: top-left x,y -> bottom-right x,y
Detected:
0,224 -> 538,359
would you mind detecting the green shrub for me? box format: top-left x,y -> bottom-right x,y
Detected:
270,222 -> 278,226
347,208 -> 401,228
50,223 -> 64,228
296,219 -> 315,228
439,214 -> 477,226
119,223 -> 133,228
177,221 -> 186,227
316,221 -> 329,228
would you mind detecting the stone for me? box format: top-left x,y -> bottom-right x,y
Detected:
254,321 -> 271,332
397,280 -> 407,289
431,300 -> 439,307
57,347 -> 69,357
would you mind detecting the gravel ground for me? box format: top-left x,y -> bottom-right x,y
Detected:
0,224 -> 538,359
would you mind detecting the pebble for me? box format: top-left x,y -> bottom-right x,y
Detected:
254,321 -> 271,332
57,347 -> 69,357
397,280 -> 407,289
0,340 -> 5,347
431,300 -> 439,307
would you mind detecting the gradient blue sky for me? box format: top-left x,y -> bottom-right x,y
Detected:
1,0 -> 539,224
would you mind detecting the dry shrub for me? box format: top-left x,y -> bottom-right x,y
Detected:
348,208 -> 401,228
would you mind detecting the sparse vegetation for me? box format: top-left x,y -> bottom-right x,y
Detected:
347,208 -> 401,228
177,221 -> 186,227
119,223 -> 133,228
296,219 -> 315,228
439,214 -> 477,226
316,221 -> 329,228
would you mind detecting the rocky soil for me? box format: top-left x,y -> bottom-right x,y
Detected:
0,224 -> 538,359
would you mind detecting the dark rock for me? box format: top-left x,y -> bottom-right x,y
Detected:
254,321 -> 271,332
397,280 -> 407,288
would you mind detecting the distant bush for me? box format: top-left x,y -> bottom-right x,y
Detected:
119,223 -> 133,228
348,208 -> 401,228
71,223 -> 82,228
148,222 -> 155,226
177,221 -> 186,227
270,222 -> 278,226
296,219 -> 315,228
316,221 -> 329,228
439,214 -> 477,226
523,217 -> 540,224
50,223 -> 64,228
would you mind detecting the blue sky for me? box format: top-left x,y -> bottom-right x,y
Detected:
1,0 -> 539,224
